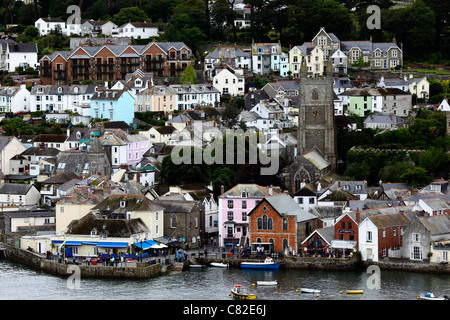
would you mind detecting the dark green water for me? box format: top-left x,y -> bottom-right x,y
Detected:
0,259 -> 448,300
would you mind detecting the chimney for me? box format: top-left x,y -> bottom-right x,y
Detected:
221,185 -> 224,195
136,170 -> 140,184
269,185 -> 273,196
356,208 -> 360,223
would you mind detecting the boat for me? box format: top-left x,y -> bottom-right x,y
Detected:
240,257 -> 280,270
299,288 -> 321,294
256,280 -> 279,286
230,285 -> 257,300
189,264 -> 206,269
346,290 -> 364,294
419,293 -> 449,300
210,262 -> 229,268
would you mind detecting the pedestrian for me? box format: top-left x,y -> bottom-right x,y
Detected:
204,248 -> 208,258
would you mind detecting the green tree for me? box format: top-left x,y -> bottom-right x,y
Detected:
419,147 -> 449,176
180,64 -> 198,84
112,7 -> 149,26
400,167 -> 430,187
379,161 -> 414,183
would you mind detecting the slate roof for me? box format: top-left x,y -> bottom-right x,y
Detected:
417,214 -> 450,235
21,147 -> 60,157
42,172 -> 81,184
0,40 -> 37,53
66,212 -> 149,236
0,183 -> 34,195
92,194 -> 163,213
367,212 -> 410,228
153,199 -> 198,213
219,184 -> 273,198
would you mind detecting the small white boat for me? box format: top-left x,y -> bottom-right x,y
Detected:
256,280 -> 278,286
419,293 -> 449,300
189,264 -> 206,269
299,288 -> 321,294
211,262 -> 228,268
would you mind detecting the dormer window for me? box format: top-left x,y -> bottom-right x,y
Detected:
120,200 -> 126,208
241,191 -> 247,198
58,87 -> 62,93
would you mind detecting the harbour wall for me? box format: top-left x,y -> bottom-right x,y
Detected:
2,244 -> 163,279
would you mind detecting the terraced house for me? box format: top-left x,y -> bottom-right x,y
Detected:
39,42 -> 192,85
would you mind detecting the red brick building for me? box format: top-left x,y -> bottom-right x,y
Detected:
248,194 -> 299,254
39,41 -> 192,85
334,211 -> 360,242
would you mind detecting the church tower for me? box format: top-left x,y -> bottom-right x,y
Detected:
287,57 -> 337,194
297,57 -> 337,170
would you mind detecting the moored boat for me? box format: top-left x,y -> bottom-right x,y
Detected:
240,257 -> 280,270
230,285 -> 257,300
256,280 -> 278,286
419,292 -> 449,300
211,262 -> 228,268
299,288 -> 321,294
189,264 -> 206,269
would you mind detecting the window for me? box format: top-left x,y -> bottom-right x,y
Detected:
382,248 -> 387,257
297,198 -> 303,204
171,217 -> 177,228
367,231 -> 373,242
242,212 -> 247,221
227,211 -> 234,221
60,206 -> 64,213
382,230 -> 386,238
311,89 -> 319,101
348,222 -> 352,229
443,251 -> 448,262
283,218 -> 288,231
412,233 -> 420,242
227,200 -> 233,209
393,228 -> 397,237
341,222 -> 346,229
309,197 -> 315,204
242,201 -> 247,209
411,246 -> 422,260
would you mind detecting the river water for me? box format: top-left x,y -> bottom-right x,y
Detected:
0,259 -> 448,300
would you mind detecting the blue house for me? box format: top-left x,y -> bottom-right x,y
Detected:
90,89 -> 134,125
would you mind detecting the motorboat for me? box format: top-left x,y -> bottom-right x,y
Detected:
419,292 -> 449,300
240,257 -> 280,270
299,288 -> 321,294
230,285 -> 257,300
346,290 -> 364,294
256,280 -> 279,286
210,262 -> 229,268
189,264 -> 206,269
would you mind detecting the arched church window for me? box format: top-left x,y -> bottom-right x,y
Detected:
312,89 -> 319,101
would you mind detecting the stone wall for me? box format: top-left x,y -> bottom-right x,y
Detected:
362,259 -> 450,274
3,244 -> 162,279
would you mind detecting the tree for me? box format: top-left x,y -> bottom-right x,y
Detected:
379,161 -> 415,183
112,6 -> 149,26
400,167 -> 430,187
180,64 -> 198,84
419,147 -> 449,176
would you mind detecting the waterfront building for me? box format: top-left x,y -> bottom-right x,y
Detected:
218,184 -> 277,248
402,214 -> 450,262
248,193 -> 301,254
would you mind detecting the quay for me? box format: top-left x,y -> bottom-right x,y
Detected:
1,243 -> 449,279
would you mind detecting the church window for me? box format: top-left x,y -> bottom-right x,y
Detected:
312,89 -> 319,101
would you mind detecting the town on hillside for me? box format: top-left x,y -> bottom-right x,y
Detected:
0,1 -> 449,270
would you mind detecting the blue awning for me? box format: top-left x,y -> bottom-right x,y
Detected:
135,240 -> 157,250
82,241 -> 98,246
97,241 -> 129,248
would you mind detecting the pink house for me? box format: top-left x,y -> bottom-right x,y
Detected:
218,184 -> 276,248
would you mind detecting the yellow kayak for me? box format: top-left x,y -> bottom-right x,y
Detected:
346,290 -> 364,294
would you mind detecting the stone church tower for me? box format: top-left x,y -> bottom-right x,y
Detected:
287,57 -> 338,194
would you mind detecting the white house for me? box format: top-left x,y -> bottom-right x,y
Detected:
407,75 -> 429,99
0,136 -> 27,175
35,17 -> 66,36
203,196 -> 219,241
0,40 -> 38,72
413,198 -> 450,216
0,183 -> 41,206
437,97 -> 450,112
0,84 -> 31,113
212,66 -> 245,97
330,49 -> 347,75
81,20 -> 118,36
115,22 -> 159,39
